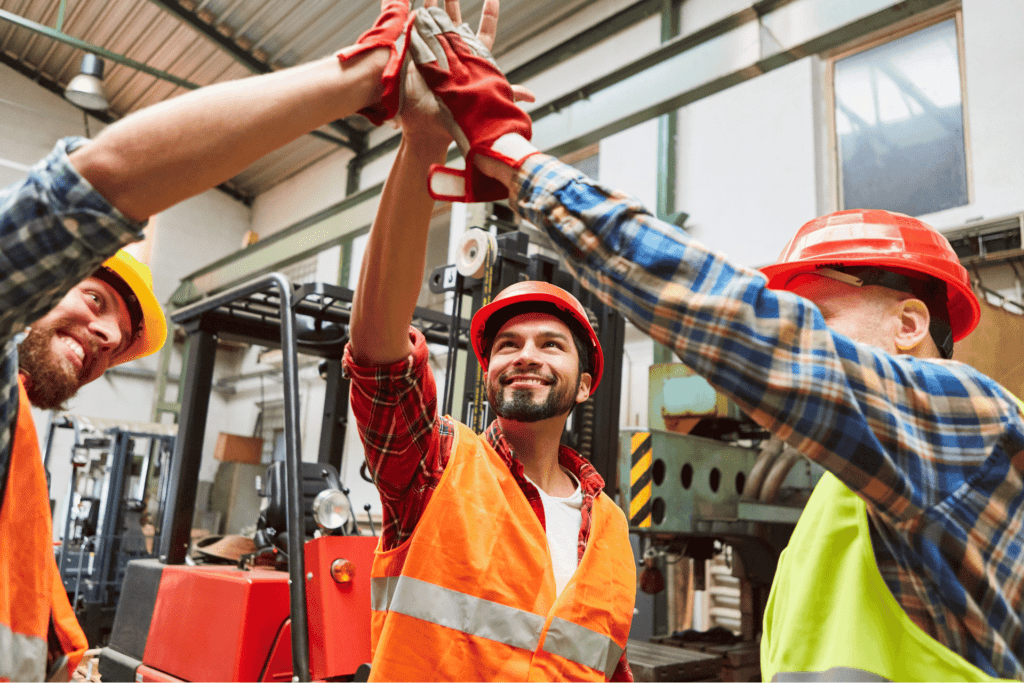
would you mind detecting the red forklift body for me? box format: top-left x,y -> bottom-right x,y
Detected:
305,535 -> 376,677
103,535 -> 376,681
143,565 -> 290,681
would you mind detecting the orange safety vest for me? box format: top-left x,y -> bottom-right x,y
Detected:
0,379 -> 88,682
369,422 -> 636,682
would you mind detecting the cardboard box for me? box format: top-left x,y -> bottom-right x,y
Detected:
214,432 -> 264,464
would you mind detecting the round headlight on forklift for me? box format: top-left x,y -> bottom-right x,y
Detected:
312,489 -> 351,532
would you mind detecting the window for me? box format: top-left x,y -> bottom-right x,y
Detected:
832,17 -> 968,217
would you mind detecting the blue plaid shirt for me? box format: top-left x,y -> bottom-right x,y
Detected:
510,154 -> 1024,679
0,138 -> 144,510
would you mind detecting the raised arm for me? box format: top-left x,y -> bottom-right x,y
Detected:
347,88 -> 450,365
348,0 -> 531,364
68,0 -> 412,222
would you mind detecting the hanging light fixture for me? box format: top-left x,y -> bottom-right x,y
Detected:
65,53 -> 109,111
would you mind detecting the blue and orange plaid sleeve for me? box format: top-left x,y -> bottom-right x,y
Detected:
0,137 -> 146,343
509,154 -> 1024,679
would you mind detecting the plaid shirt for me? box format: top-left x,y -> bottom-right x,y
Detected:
0,138 -> 144,512
343,328 -> 633,681
511,154 -> 1024,679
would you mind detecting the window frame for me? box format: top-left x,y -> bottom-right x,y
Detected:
824,7 -> 973,215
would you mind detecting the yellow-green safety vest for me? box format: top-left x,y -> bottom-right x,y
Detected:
762,471 -> 1000,682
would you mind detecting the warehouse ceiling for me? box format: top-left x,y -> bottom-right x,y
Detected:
0,0 -> 630,201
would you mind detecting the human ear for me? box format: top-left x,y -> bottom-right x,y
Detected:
894,298 -> 931,354
576,371 -> 593,403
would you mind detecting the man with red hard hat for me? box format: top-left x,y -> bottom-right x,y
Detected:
345,5 -> 634,680
1,1 -> 425,677
398,15 -> 1023,679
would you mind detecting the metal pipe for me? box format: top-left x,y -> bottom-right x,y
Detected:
166,271 -> 311,679
271,272 -> 311,683
0,8 -> 199,90
759,445 -> 803,504
0,7 -> 354,152
742,437 -> 784,500
54,0 -> 66,34
655,0 -> 686,228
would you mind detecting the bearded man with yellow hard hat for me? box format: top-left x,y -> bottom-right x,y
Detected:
0,247 -> 167,681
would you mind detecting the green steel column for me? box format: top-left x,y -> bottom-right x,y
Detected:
654,0 -> 684,366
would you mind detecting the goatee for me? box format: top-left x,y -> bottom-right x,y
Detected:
18,325 -> 82,410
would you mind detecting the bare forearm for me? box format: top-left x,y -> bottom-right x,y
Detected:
349,135 -> 449,365
69,51 -> 387,221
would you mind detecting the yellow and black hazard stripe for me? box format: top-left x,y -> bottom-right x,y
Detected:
629,432 -> 652,528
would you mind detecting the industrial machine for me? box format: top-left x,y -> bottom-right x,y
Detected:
44,413 -> 176,646
622,362 -> 825,678
99,222 -> 627,681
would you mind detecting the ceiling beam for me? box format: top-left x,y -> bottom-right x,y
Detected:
528,0 -> 950,157
145,0 -> 366,152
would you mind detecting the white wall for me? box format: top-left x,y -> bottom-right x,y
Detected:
250,145 -> 356,238
675,58 -> 820,267
922,0 -> 1024,230
0,64 -> 254,496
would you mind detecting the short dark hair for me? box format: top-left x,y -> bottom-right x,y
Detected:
481,301 -> 592,378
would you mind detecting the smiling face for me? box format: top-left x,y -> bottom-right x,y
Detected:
485,312 -> 592,424
18,277 -> 133,409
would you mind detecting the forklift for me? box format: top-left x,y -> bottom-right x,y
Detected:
99,226 -> 626,681
45,414 -> 176,646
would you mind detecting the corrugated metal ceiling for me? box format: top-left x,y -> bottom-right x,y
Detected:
0,0 -> 611,201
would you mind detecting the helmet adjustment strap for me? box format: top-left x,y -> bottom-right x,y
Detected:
815,267 -> 954,359
92,266 -> 145,344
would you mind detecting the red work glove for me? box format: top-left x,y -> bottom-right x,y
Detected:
409,7 -> 537,203
336,0 -> 413,125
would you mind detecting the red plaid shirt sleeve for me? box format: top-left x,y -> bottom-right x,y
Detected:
343,328 -> 452,550
344,330 -> 633,680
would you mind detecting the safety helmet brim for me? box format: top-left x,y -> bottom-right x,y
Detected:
98,250 -> 168,364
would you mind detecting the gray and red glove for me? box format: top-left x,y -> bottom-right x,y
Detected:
336,0 -> 413,126
409,7 -> 537,203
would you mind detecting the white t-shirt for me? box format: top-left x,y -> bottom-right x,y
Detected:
525,468 -> 584,595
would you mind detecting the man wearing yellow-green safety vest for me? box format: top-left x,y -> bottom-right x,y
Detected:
398,18 -> 1024,677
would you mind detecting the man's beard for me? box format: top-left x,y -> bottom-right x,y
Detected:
488,372 -> 581,423
18,324 -> 83,410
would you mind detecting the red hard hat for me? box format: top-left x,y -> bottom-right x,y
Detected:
470,281 -> 604,391
760,209 -> 980,342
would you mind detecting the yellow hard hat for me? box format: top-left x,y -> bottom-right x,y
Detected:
92,250 -> 168,364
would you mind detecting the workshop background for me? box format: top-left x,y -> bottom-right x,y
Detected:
3,0 -> 1024,676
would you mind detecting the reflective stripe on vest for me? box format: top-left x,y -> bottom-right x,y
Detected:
372,575 -> 545,652
544,616 -> 624,678
369,421 -> 634,681
371,575 -> 623,678
772,666 -> 889,682
0,621 -> 47,681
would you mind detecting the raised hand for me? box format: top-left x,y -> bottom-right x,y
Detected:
407,0 -> 538,202
336,0 -> 413,125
